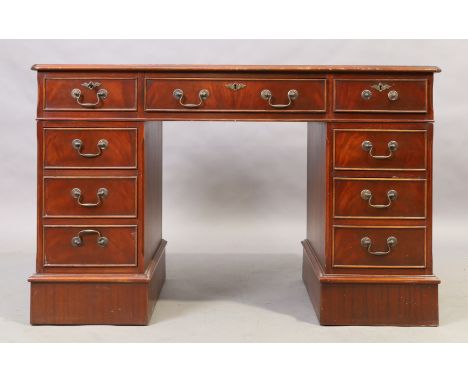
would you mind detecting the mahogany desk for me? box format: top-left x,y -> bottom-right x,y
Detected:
29,65 -> 441,326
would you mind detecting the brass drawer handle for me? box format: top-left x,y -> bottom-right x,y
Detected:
173,88 -> 209,108
71,187 -> 108,207
388,90 -> 399,101
71,229 -> 109,247
360,189 -> 398,209
260,89 -> 298,109
361,89 -> 372,100
361,236 -> 398,256
71,88 -> 108,108
361,140 -> 398,159
362,89 -> 399,101
72,138 -> 108,158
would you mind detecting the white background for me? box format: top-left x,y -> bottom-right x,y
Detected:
0,0 -> 467,380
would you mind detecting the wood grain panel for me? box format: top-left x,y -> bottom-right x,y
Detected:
334,79 -> 427,113
44,77 -> 137,111
302,239 -> 439,326
145,78 -> 326,112
333,178 -> 426,219
30,241 -> 166,325
43,176 -> 137,218
306,122 -> 328,268
44,128 -> 137,169
143,121 -> 163,268
43,225 -> 137,267
334,127 -> 427,171
333,226 -> 426,268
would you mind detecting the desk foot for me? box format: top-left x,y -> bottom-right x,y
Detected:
29,241 -> 166,325
302,240 -> 439,326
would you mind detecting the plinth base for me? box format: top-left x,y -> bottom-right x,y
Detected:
302,240 -> 439,326
29,241 -> 166,325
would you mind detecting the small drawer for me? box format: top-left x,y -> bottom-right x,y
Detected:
334,178 -> 426,219
333,79 -> 427,113
43,225 -> 137,267
43,77 -> 137,111
333,226 -> 426,268
43,176 -> 137,218
145,78 -> 326,112
43,128 -> 137,169
334,128 -> 427,171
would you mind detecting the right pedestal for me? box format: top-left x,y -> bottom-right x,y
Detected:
306,118 -> 439,326
302,240 -> 439,326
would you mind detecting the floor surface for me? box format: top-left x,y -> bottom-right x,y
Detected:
1,222 -> 467,342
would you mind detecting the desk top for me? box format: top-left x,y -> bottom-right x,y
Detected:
31,64 -> 442,73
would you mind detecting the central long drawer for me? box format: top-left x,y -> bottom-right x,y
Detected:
144,78 -> 327,112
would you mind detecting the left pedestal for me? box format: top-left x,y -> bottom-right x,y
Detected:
29,241 -> 166,325
30,120 -> 164,325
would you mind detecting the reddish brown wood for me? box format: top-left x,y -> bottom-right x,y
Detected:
333,178 -> 426,219
145,78 -> 326,112
43,76 -> 138,111
42,225 -> 138,267
306,122 -> 328,268
43,127 -> 137,169
332,226 -> 426,268
35,71 -> 435,121
43,176 -> 137,217
333,124 -> 428,171
30,282 -> 148,325
143,121 -> 163,269
30,242 -> 166,325
30,65 -> 439,326
328,120 -> 433,280
31,64 -> 441,73
303,240 -> 439,326
331,73 -> 434,121
147,242 -> 166,322
334,79 -> 428,113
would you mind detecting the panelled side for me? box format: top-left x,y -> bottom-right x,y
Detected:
306,122 -> 328,268
143,121 -> 163,268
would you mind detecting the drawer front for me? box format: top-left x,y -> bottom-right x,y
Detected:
145,78 -> 326,112
43,225 -> 137,267
334,129 -> 427,171
43,177 -> 137,218
44,128 -> 137,169
334,178 -> 426,219
333,79 -> 427,113
43,77 -> 137,111
333,226 -> 426,268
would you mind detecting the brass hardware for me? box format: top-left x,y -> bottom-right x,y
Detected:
71,85 -> 108,108
371,82 -> 392,92
172,88 -> 209,108
225,83 -> 246,91
361,236 -> 398,256
361,140 -> 398,159
71,187 -> 108,207
71,229 -> 109,247
360,189 -> 398,209
361,89 -> 372,100
260,89 -> 298,109
81,81 -> 101,90
72,138 -> 108,158
388,90 -> 399,101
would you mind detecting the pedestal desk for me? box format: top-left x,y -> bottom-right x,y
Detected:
29,64 -> 441,326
